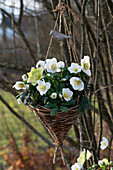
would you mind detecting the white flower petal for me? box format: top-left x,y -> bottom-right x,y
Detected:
57,61 -> 65,69
57,68 -> 61,72
86,150 -> 92,160
36,60 -> 45,68
45,82 -> 51,90
82,69 -> 91,76
70,77 -> 84,91
36,80 -> 51,95
62,88 -> 73,101
81,56 -> 91,76
100,137 -> 108,150
68,63 -> 81,74
46,58 -> 58,73
98,160 -> 104,166
22,74 -> 27,81
37,80 -> 44,85
13,81 -> 26,90
81,56 -> 90,66
71,163 -> 82,170
78,81 -> 84,91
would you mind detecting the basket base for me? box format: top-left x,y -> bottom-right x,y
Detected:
29,105 -> 79,165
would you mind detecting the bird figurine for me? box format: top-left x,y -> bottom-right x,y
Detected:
50,30 -> 72,41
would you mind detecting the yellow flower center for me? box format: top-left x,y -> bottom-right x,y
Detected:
63,92 -> 69,99
34,74 -> 41,81
73,67 -> 78,72
74,80 -> 81,86
75,168 -> 78,170
83,63 -> 89,70
39,84 -> 46,91
103,141 -> 106,146
18,83 -> 25,88
51,64 -> 57,71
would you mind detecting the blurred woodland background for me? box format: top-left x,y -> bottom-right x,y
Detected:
0,0 -> 113,169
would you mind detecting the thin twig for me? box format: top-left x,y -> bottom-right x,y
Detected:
45,12 -> 60,60
80,0 -> 87,59
0,8 -> 37,65
94,85 -> 113,94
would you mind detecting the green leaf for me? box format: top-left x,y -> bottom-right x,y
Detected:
16,94 -> 20,99
53,73 -> 60,77
100,166 -> 106,169
60,106 -> 68,112
61,99 -> 75,106
50,107 -> 59,116
41,97 -> 48,102
45,103 -> 56,109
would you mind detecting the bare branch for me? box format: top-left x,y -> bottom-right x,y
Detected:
80,0 -> 87,59
0,94 -> 54,148
0,8 -> 37,65
0,61 -> 30,71
18,0 -> 24,25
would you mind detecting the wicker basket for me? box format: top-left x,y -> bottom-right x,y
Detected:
29,104 -> 79,165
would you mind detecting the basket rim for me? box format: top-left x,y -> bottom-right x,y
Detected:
29,104 -> 79,114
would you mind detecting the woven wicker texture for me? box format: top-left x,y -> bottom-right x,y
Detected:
29,105 -> 79,164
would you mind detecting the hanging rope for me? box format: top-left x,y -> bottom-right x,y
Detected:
45,2 -> 79,63
62,13 -> 79,63
45,12 -> 60,60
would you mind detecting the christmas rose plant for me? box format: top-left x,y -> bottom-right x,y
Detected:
13,56 -> 91,116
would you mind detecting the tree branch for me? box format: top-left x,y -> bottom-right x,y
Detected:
18,0 -> 24,25
0,94 -> 53,148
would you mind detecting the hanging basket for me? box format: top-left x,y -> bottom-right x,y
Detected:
13,2 -> 91,166
29,104 -> 79,165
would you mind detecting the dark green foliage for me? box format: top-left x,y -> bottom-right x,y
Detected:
60,106 -> 68,112
78,95 -> 91,113
61,99 -> 76,106
15,66 -> 90,116
45,103 -> 56,109
50,106 -> 59,116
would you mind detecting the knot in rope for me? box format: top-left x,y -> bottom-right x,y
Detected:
52,2 -> 66,12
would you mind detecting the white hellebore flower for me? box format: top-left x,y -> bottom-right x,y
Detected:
36,60 -> 45,68
36,80 -> 51,96
62,88 -> 73,101
68,63 -> 81,74
17,98 -> 22,104
81,55 -> 91,76
46,58 -> 58,73
86,150 -> 92,160
98,160 -> 104,166
22,74 -> 27,81
71,163 -> 82,170
50,93 -> 57,99
13,81 -> 26,90
70,77 -> 84,91
57,61 -> 65,70
100,137 -> 108,150
77,149 -> 92,166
